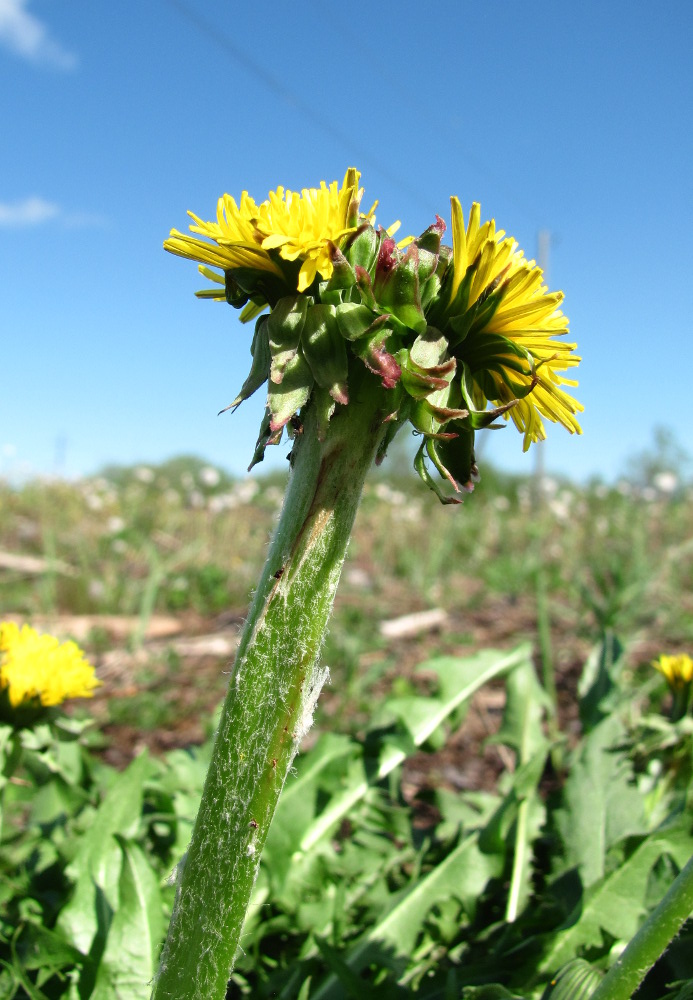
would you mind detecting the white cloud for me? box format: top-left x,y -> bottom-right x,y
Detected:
0,195 -> 60,226
0,0 -> 77,70
0,196 -> 107,228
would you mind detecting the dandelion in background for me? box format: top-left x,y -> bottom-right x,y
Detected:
0,622 -> 100,711
653,653 -> 693,720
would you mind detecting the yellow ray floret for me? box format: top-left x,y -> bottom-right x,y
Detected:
164,168 -> 366,295
0,622 -> 101,708
448,196 -> 583,450
653,653 -> 693,690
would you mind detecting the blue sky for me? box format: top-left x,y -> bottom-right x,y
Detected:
1,0 -> 692,483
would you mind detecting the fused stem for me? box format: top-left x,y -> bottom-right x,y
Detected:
589,851 -> 693,1000
152,368 -> 390,1000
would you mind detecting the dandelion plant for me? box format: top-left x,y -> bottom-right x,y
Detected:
152,169 -> 582,999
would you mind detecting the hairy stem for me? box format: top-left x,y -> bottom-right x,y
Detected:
152,372 -> 389,1000
589,850 -> 693,1000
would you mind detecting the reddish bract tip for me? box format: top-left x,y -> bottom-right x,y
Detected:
376,237 -> 398,277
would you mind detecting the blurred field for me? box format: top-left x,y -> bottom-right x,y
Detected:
1,452 -> 692,772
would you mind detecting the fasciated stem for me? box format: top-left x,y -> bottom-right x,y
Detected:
152,371 -> 390,1000
588,850 -> 693,1000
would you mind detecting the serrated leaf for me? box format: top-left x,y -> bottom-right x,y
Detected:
490,659 -> 551,760
578,634 -> 624,731
540,824 -> 693,974
295,647 -> 530,855
555,713 -> 646,888
16,922 -> 84,973
311,832 -> 503,999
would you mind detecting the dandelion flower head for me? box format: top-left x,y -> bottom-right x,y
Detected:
0,622 -> 101,708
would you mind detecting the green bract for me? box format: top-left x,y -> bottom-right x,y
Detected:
168,172 -> 583,499
225,218 -> 504,504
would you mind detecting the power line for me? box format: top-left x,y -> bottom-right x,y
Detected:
163,0 -> 438,215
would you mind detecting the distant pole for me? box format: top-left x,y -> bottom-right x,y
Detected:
54,434 -> 67,477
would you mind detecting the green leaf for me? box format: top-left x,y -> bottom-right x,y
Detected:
310,832 -> 503,998
15,922 -> 84,974
578,633 -> 624,731
263,733 -> 358,884
491,659 -> 551,760
539,823 -> 693,974
57,751 -> 151,955
555,713 -> 646,889
483,662 -> 551,920
295,647 -> 530,855
91,839 -> 164,1000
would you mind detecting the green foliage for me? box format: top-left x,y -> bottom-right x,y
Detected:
2,634 -> 692,998
2,457 -> 693,997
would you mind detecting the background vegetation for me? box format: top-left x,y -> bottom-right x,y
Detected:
1,433 -> 692,998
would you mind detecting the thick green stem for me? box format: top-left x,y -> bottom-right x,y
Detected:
152,374 -> 389,1000
589,851 -> 693,1000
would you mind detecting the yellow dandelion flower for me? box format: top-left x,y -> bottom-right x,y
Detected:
653,653 -> 693,690
445,197 -> 583,450
0,622 -> 101,708
164,167 -> 366,299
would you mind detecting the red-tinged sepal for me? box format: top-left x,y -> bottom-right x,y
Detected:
413,441 -> 463,505
302,305 -> 349,405
352,324 -> 402,389
375,404 -> 410,466
319,244 -> 357,304
417,429 -> 477,500
354,266 -> 378,310
373,239 -> 427,334
268,349 -> 314,432
397,328 -> 456,400
313,386 -> 336,441
410,397 -> 469,437
248,408 -> 284,470
324,243 -> 357,291
267,295 -> 309,384
434,429 -> 479,492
